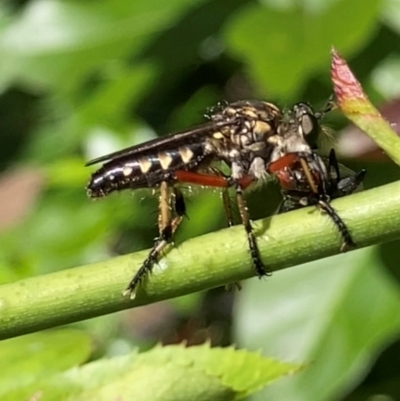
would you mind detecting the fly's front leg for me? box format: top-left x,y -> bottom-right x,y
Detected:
318,199 -> 355,251
308,153 -> 354,250
123,182 -> 184,298
235,183 -> 268,278
297,155 -> 353,249
208,167 -> 235,228
225,157 -> 267,279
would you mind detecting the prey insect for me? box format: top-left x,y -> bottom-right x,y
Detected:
269,149 -> 366,250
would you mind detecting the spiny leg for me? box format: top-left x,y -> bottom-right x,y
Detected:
319,94 -> 337,116
235,184 -> 267,278
318,199 -> 355,251
326,149 -> 364,248
299,154 -> 356,251
123,182 -> 184,297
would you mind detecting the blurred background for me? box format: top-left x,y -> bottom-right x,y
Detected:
1,0 -> 400,400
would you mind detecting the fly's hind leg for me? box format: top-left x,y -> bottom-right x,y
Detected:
123,182 -> 185,298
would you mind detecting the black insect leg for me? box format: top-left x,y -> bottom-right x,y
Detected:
318,199 -> 355,251
235,184 -> 268,278
329,148 -> 367,196
123,182 -> 184,298
328,148 -> 341,179
172,186 -> 187,222
320,95 -> 337,116
300,153 -> 356,251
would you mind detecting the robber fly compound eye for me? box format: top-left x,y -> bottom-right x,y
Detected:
290,102 -> 321,150
300,111 -> 318,137
292,103 -> 317,136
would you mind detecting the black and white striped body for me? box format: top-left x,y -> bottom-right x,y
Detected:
87,142 -> 212,198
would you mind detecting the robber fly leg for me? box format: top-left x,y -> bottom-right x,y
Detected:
208,167 -> 236,227
318,199 -> 355,251
298,153 -> 356,251
222,186 -> 241,290
172,186 -> 186,218
123,182 -> 185,298
235,184 -> 268,278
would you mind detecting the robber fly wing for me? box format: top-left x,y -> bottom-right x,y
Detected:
337,163 -> 364,191
315,124 -> 337,155
85,121 -> 226,166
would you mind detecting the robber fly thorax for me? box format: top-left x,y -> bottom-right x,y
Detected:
85,99 -> 337,297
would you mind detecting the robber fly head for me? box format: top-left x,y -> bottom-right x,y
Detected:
292,97 -> 336,148
268,98 -> 334,163
291,102 -> 320,148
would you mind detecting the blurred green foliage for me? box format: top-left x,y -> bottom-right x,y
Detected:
1,0 -> 400,400
0,329 -> 92,397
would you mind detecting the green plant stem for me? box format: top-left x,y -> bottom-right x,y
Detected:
1,181 -> 400,340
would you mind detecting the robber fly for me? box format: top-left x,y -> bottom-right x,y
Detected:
268,148 -> 366,250
86,100 -> 324,297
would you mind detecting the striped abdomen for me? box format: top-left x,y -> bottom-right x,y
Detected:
86,143 -> 211,198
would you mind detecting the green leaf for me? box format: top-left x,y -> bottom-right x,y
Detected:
223,0 -> 380,99
0,329 -> 92,396
3,344 -> 301,401
234,247 -> 400,401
